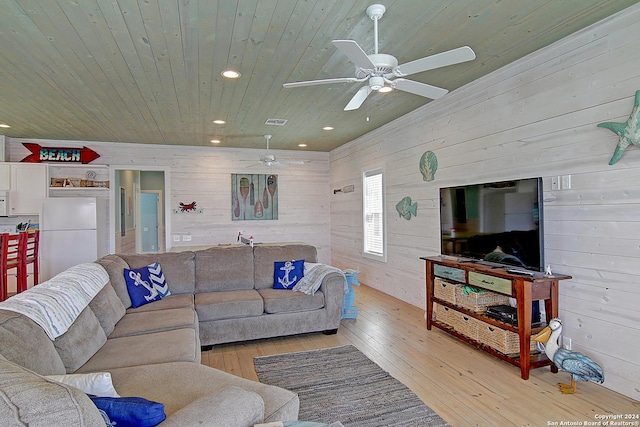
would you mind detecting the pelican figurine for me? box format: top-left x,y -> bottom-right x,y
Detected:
532,318 -> 604,394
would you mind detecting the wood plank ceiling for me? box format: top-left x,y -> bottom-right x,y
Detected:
0,0 -> 636,151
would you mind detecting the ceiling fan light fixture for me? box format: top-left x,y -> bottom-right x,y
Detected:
369,76 -> 384,91
378,85 -> 393,93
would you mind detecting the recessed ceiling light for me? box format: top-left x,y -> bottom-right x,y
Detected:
212,119 -> 226,124
323,126 -> 334,131
298,143 -> 307,147
0,123 -> 10,128
210,139 -> 221,144
221,70 -> 241,79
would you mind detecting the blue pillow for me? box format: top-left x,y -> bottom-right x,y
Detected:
88,395 -> 166,427
274,259 -> 304,289
124,262 -> 171,308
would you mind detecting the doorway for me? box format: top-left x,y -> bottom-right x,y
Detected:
109,166 -> 171,254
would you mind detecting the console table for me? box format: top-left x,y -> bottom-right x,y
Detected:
421,256 -> 571,379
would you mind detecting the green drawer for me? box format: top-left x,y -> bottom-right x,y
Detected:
468,272 -> 512,295
434,264 -> 466,283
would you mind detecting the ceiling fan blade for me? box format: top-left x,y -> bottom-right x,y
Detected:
393,79 -> 448,99
283,77 -> 360,88
333,40 -> 376,70
344,86 -> 372,111
395,46 -> 476,77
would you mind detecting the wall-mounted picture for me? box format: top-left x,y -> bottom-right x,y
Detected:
232,174 -> 278,220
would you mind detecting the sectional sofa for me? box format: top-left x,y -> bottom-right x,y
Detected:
0,243 -> 346,426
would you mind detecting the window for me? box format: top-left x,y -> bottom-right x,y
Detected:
363,168 -> 386,261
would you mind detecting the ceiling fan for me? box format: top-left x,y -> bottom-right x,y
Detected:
283,4 -> 476,111
252,134 -> 305,167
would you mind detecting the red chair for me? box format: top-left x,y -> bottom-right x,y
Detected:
0,233 -> 21,301
0,234 -> 6,301
18,230 -> 39,293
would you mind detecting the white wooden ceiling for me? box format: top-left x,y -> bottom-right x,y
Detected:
0,0 -> 635,151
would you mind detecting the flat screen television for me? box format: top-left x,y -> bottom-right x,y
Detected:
439,177 -> 544,271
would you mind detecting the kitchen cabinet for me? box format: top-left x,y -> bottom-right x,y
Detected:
0,163 -> 48,215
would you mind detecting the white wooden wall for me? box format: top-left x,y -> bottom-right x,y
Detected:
7,141 -> 332,263
330,5 -> 640,399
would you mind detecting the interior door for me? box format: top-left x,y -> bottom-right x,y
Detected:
140,192 -> 159,253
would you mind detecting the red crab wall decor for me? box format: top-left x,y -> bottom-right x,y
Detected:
179,201 -> 197,212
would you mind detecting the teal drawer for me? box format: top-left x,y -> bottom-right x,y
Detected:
468,272 -> 512,295
434,264 -> 466,283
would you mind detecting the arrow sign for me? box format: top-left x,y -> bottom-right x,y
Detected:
21,143 -> 100,164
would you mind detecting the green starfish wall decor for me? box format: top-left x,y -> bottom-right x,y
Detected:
597,90 -> 640,165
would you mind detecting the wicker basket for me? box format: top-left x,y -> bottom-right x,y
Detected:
434,278 -> 459,304
434,303 -> 456,327
477,321 -> 537,355
452,313 -> 480,340
455,286 -> 510,312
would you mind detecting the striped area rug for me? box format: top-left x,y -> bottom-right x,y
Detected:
254,345 -> 450,427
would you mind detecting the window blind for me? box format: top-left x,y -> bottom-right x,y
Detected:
363,170 -> 384,256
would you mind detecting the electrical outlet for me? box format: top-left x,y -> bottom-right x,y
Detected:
562,336 -> 572,350
172,234 -> 180,242
551,176 -> 559,190
182,234 -> 192,241
561,174 -> 571,190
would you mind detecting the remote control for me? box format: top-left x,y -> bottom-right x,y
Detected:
506,268 -> 535,276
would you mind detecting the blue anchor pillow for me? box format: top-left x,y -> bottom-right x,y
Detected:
273,259 -> 305,289
124,262 -> 171,308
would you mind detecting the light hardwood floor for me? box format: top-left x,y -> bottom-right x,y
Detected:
201,285 -> 639,426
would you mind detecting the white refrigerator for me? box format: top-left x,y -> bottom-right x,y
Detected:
40,197 -> 98,281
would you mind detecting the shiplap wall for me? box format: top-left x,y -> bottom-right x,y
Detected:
330,6 -> 640,399
7,141 -> 332,263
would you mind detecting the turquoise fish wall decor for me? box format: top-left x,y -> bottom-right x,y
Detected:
597,90 -> 640,165
419,151 -> 438,181
396,196 -> 417,220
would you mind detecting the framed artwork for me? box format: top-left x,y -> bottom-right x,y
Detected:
232,174 -> 278,220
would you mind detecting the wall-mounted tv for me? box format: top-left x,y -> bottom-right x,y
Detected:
439,177 -> 544,271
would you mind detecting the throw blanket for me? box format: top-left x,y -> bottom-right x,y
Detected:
0,263 -> 108,340
293,263 -> 347,295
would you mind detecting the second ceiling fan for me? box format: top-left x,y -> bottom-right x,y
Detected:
283,4 -> 476,111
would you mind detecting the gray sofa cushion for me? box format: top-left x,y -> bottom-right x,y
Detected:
0,310 -> 66,376
253,244 -> 318,289
54,307 -> 107,373
77,328 -> 200,373
96,254 -> 133,308
0,355 -> 105,426
109,361 -> 298,422
89,282 -> 126,336
109,307 -> 198,338
125,293 -> 194,313
120,252 -> 196,295
159,386 -> 264,427
195,290 -> 264,321
258,288 -> 325,314
195,246 -> 255,292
